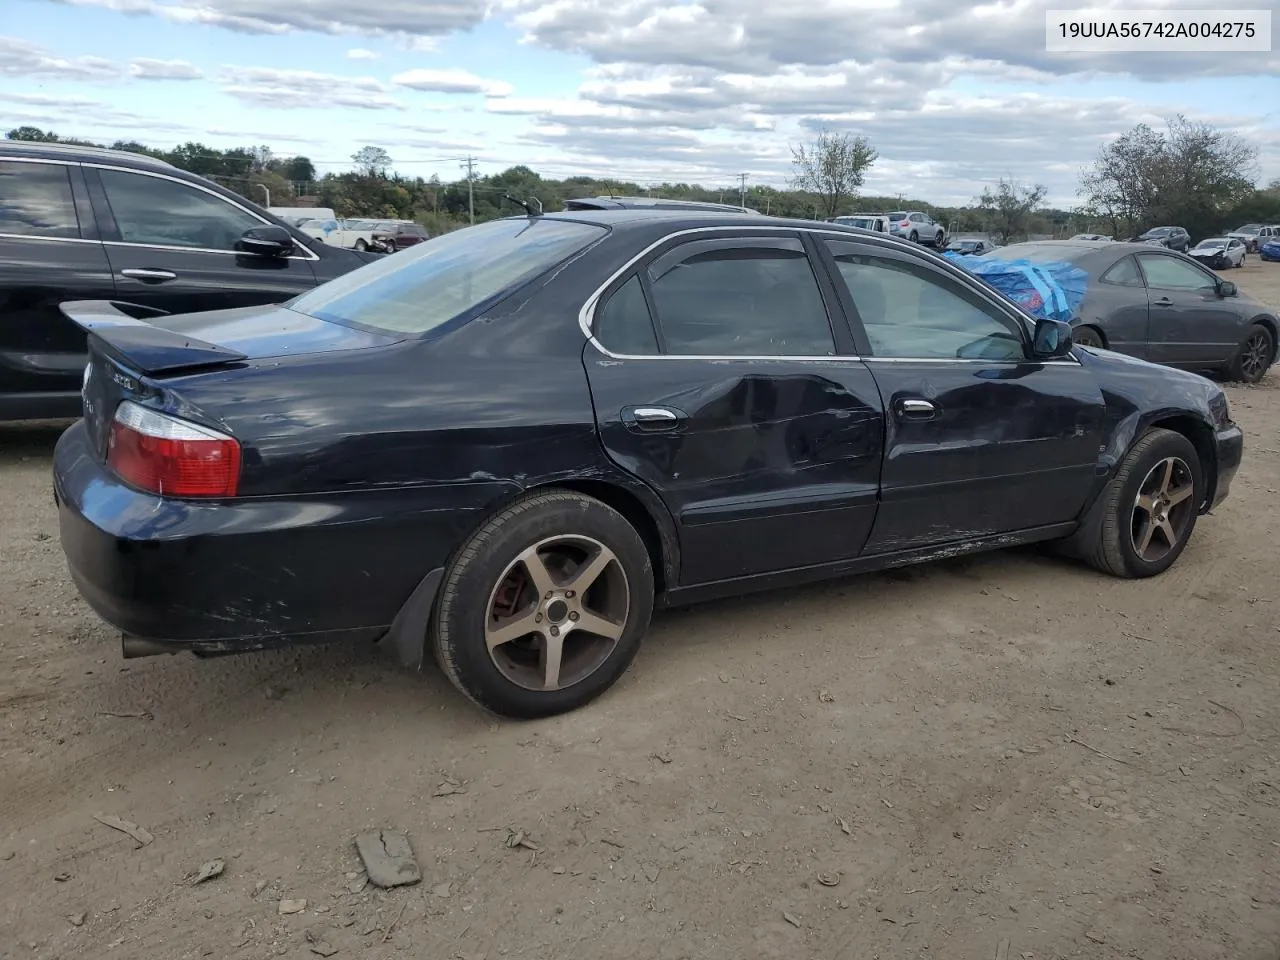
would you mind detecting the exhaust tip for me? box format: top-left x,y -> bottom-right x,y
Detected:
121,636 -> 178,659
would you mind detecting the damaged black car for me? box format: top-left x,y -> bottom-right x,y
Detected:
53,211 -> 1244,717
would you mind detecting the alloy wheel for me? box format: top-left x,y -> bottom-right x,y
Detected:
1130,457 -> 1195,563
1239,330 -> 1270,381
484,535 -> 630,692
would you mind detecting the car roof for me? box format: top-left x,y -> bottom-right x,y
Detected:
564,195 -> 757,214
0,139 -> 177,171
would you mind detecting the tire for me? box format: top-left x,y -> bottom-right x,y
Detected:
354,239 -> 368,251
385,240 -> 397,254
1071,325 -> 1105,349
1087,428 -> 1202,579
1227,322 -> 1274,383
934,231 -> 945,248
909,231 -> 918,243
432,489 -> 654,718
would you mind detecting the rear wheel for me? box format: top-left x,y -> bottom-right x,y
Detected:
909,231 -> 919,243
1087,428 -> 1201,579
432,490 -> 654,718
354,239 -> 368,251
1228,323 -> 1274,383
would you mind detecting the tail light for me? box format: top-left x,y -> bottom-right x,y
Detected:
108,401 -> 241,497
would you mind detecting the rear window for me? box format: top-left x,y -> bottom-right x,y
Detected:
397,224 -> 427,235
289,217 -> 607,336
887,212 -> 907,221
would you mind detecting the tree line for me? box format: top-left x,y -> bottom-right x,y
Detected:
7,119 -> 1278,243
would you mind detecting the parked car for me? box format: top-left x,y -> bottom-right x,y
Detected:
370,221 -> 430,253
0,141 -> 380,421
945,237 -> 997,255
268,206 -> 337,228
1134,226 -> 1191,252
1226,223 -> 1278,253
53,212 -> 1243,717
986,240 -> 1277,382
1188,237 -> 1248,270
1261,237 -> 1280,262
301,217 -> 398,251
831,214 -> 889,233
564,196 -> 758,214
886,211 -> 946,246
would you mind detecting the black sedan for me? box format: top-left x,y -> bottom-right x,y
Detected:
53,212 -> 1243,718
984,241 -> 1278,383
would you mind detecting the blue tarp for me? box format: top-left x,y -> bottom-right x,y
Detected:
943,253 -> 1089,323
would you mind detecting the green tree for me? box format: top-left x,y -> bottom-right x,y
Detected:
352,146 -> 391,177
789,129 -> 878,218
976,179 -> 1048,244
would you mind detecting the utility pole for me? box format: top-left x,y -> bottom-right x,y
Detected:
737,172 -> 748,209
460,156 -> 476,225
256,183 -> 270,208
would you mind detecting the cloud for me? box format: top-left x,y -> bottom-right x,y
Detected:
507,0 -> 1278,80
0,35 -> 119,79
45,0 -> 489,40
217,66 -> 404,110
345,48 -> 380,60
392,68 -> 514,97
129,57 -> 203,80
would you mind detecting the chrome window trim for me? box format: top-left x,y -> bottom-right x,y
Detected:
579,224 -> 1081,366
85,162 -> 320,262
0,156 -> 77,167
0,232 -> 99,245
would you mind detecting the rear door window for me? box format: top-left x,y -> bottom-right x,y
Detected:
645,238 -> 835,356
0,160 -> 80,238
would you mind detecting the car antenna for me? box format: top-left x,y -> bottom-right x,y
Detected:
503,194 -> 542,217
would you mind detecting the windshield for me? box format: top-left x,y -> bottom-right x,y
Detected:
1143,227 -> 1172,236
289,217 -> 607,336
1197,239 -> 1226,248
1236,224 -> 1261,233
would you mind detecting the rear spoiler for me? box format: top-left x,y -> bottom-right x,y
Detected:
60,300 -> 248,376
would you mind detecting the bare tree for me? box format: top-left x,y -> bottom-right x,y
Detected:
790,129 -> 878,219
1078,115 -> 1258,237
352,145 -> 392,178
976,179 -> 1048,244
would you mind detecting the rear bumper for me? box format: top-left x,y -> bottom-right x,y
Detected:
1208,422 -> 1244,511
53,420 -> 513,652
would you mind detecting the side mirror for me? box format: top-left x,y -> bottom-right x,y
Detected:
1217,280 -> 1237,298
236,225 -> 295,258
1032,318 -> 1075,359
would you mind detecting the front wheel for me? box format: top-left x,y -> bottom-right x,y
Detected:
1228,323 -> 1274,383
1087,428 -> 1201,579
354,239 -> 368,251
384,240 -> 397,254
432,490 -> 654,718
909,231 -> 918,243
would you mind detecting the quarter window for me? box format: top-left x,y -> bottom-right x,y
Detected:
0,161 -> 79,238
826,242 -> 1025,361
595,275 -> 659,355
98,169 -> 261,251
1137,254 -> 1216,291
646,244 -> 835,356
1101,256 -> 1143,287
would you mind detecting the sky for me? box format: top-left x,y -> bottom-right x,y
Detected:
1,0 -> 1277,206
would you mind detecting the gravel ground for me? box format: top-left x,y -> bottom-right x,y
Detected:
2,260 -> 1279,960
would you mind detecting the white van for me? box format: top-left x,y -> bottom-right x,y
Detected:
831,214 -> 889,233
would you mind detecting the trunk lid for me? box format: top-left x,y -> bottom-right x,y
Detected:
63,300 -> 402,460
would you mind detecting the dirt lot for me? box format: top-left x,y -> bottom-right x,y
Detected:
2,261 -> 1280,960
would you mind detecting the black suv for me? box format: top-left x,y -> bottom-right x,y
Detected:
0,141 -> 380,421
1135,226 -> 1191,252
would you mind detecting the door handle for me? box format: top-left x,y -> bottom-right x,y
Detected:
895,398 -> 937,420
1153,297 -> 1174,307
622,406 -> 685,432
120,268 -> 177,283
